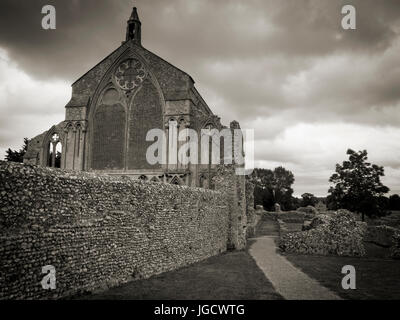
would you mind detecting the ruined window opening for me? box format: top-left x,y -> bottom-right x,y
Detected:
47,133 -> 62,168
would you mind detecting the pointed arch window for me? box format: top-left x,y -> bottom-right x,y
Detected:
47,133 -> 62,168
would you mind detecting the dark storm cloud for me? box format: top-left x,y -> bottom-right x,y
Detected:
266,0 -> 400,55
1,0 -> 399,127
141,0 -> 400,127
1,0 -> 400,196
0,0 -> 399,80
0,0 -> 128,80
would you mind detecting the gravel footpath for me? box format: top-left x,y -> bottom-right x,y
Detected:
249,235 -> 342,300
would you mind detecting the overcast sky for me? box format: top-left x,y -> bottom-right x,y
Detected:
0,0 -> 399,196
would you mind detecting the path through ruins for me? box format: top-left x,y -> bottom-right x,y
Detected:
75,244 -> 283,300
248,215 -> 341,300
74,215 -> 340,300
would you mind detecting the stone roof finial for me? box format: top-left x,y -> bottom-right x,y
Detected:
126,7 -> 141,44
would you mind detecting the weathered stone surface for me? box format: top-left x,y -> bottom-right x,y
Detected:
0,161 -> 232,299
279,210 -> 367,257
245,178 -> 257,238
213,165 -> 247,250
301,220 -> 312,231
309,214 -> 331,229
296,206 -> 318,216
23,9 -> 221,187
390,230 -> 400,259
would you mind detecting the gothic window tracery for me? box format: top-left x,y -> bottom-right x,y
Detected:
47,133 -> 62,168
114,58 -> 146,91
102,88 -> 120,105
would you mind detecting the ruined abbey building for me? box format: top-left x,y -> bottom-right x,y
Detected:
1,8 -> 257,299
24,7 -> 239,188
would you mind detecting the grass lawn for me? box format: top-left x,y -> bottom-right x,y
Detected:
73,247 -> 283,300
278,213 -> 400,300
285,252 -> 400,300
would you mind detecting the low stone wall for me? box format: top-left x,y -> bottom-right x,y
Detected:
365,225 -> 399,247
0,161 -> 230,299
278,210 -> 367,256
246,212 -> 261,238
212,165 -> 248,250
391,230 -> 400,259
245,179 -> 256,238
262,210 -> 316,223
276,219 -> 288,235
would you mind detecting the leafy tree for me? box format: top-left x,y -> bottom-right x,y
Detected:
389,194 -> 400,211
251,169 -> 273,210
250,166 -> 295,211
291,197 -> 302,209
301,193 -> 317,207
4,138 -> 28,163
377,196 -> 390,212
328,149 -> 389,221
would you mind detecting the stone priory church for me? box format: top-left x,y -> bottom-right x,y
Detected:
24,7 -> 242,188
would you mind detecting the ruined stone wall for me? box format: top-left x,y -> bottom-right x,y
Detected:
245,179 -> 257,238
213,165 -> 247,250
0,161 -> 229,299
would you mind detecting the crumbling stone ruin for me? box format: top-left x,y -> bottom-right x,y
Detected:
23,7 -> 242,189
0,161 -> 254,299
0,7 -> 255,300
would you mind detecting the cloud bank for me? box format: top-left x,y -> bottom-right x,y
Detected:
0,0 -> 399,196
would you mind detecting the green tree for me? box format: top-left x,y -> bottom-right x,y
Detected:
4,138 -> 28,163
389,194 -> 400,211
328,149 -> 389,221
250,167 -> 295,211
252,168 -> 274,210
301,193 -> 317,207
